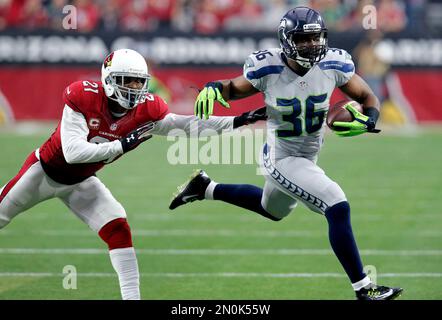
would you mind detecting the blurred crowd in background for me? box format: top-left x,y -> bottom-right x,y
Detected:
0,0 -> 430,34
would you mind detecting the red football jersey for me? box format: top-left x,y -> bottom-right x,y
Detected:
39,80 -> 169,184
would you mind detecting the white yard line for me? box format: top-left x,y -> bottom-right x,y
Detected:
0,228 -> 440,238
1,229 -> 320,237
14,211 -> 442,222
133,212 -> 442,222
0,248 -> 442,256
0,272 -> 441,278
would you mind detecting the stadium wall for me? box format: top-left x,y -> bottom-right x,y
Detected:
0,31 -> 440,123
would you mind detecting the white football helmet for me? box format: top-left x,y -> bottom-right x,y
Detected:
101,49 -> 150,110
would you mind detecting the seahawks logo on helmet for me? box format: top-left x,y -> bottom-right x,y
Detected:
279,17 -> 294,31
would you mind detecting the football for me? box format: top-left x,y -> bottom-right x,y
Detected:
326,100 -> 363,131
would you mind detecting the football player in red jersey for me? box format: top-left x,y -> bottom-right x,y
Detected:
0,49 -> 266,300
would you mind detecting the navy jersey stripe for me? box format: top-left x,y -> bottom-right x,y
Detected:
246,65 -> 284,80
318,60 -> 354,73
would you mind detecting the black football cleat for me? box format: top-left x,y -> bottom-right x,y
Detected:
169,169 -> 211,210
356,284 -> 403,300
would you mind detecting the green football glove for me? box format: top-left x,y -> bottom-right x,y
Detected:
333,103 -> 381,137
333,127 -> 367,137
194,82 -> 230,120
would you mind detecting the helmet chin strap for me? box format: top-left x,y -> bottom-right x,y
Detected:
295,55 -> 314,69
285,53 -> 314,69
107,95 -> 129,117
108,95 -> 129,109
110,110 -> 127,118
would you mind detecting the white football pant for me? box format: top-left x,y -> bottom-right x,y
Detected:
0,150 -> 126,231
260,143 -> 347,219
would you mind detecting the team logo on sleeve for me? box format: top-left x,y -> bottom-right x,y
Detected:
110,123 -> 118,131
103,52 -> 114,68
88,118 -> 101,130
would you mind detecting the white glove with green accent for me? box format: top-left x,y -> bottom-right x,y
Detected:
333,104 -> 381,137
194,82 -> 230,119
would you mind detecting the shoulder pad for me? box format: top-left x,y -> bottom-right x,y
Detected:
318,48 -> 354,73
318,48 -> 355,86
63,80 -> 102,113
244,48 -> 284,82
137,93 -> 169,121
325,48 -> 352,61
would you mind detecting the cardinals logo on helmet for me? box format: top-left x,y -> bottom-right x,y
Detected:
103,52 -> 114,68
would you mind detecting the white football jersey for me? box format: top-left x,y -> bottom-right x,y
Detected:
243,47 -> 355,160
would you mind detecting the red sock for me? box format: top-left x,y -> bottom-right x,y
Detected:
98,218 -> 133,250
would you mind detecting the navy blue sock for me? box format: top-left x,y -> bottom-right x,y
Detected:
325,201 -> 366,283
213,184 -> 280,221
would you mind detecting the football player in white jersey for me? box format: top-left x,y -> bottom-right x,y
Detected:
169,7 -> 403,300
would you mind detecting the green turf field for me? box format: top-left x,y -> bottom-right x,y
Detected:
0,127 -> 441,299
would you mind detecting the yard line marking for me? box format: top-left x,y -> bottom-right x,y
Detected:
1,248 -> 442,256
16,213 -> 256,222
0,272 -> 441,278
134,213 -> 442,222
1,229 -> 440,238
3,229 -> 319,238
16,212 -> 442,222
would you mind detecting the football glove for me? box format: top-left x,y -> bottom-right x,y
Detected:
333,104 -> 381,137
194,82 -> 230,120
233,106 -> 268,128
120,122 -> 155,153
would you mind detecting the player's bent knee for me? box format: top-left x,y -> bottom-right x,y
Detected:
0,217 -> 9,229
264,212 -> 283,222
325,182 -> 347,207
324,201 -> 350,220
0,203 -> 14,229
0,207 -> 7,229
98,218 -> 133,250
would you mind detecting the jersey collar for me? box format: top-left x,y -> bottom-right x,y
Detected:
280,52 -> 314,78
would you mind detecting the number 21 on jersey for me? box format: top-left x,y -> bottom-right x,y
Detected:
276,94 -> 328,138
83,81 -> 99,93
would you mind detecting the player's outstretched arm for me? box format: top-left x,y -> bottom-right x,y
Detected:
151,106 -> 267,138
61,106 -> 125,164
61,106 -> 155,164
337,74 -> 381,134
232,106 -> 267,128
195,75 -> 259,119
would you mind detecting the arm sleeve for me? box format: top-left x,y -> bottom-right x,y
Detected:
60,105 -> 123,164
151,113 -> 235,137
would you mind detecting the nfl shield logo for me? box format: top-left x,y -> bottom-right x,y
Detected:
110,123 -> 118,131
298,81 -> 308,90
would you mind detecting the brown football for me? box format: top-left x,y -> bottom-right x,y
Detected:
326,100 -> 363,131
